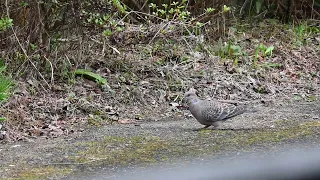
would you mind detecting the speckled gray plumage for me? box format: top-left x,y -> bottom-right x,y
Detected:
184,89 -> 247,129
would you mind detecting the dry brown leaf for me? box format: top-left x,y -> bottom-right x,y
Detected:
119,119 -> 136,124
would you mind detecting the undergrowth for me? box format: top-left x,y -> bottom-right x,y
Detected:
0,59 -> 14,122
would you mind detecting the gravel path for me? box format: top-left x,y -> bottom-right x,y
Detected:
1,100 -> 320,179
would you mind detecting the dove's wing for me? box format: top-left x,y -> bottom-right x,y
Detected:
201,101 -> 246,121
220,103 -> 247,120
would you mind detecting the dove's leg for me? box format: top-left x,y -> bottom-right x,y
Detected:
212,121 -> 221,128
212,121 -> 236,130
193,125 -> 211,131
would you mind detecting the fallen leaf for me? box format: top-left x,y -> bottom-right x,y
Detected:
119,119 -> 135,124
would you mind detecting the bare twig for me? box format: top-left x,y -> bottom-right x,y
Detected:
148,21 -> 171,45
43,56 -> 54,84
5,0 -> 51,91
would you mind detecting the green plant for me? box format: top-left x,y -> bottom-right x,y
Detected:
112,0 -> 126,14
19,1 -> 29,7
81,0 -> 127,37
88,114 -> 109,126
82,10 -> 111,26
149,0 -> 192,20
0,59 -> 14,122
294,22 -> 320,45
30,43 -> 37,51
147,1 -> 225,38
253,44 -> 274,68
74,69 -> 108,85
0,17 -> 13,31
0,117 -> 6,122
223,5 -> 231,12
0,76 -> 12,102
0,60 -> 13,103
216,39 -> 246,66
296,24 -> 307,38
257,44 -> 274,57
260,62 -> 281,69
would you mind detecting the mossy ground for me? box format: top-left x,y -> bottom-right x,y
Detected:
2,166 -> 71,180
69,121 -> 319,168
2,118 -> 320,179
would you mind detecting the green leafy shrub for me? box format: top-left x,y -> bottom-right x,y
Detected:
0,60 -> 13,103
0,17 -> 13,31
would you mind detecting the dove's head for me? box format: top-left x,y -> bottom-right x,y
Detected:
184,89 -> 199,105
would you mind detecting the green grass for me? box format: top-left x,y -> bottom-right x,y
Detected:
0,75 -> 13,102
0,62 -> 14,122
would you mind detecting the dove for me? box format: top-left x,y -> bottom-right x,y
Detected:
184,89 -> 248,130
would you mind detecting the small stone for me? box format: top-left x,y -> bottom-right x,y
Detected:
0,131 -> 5,140
11,145 -> 21,148
105,106 -> 113,112
169,102 -> 180,107
139,81 -> 150,86
135,114 -> 143,120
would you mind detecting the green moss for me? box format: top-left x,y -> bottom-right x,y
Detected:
193,121 -> 315,152
306,95 -> 317,102
3,121 -> 317,179
9,166 -> 71,180
87,114 -> 111,126
274,119 -> 295,126
238,127 -> 311,145
70,121 -> 319,168
223,122 -> 314,146
301,121 -> 320,127
70,136 -> 184,166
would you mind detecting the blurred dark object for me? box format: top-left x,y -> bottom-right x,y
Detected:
112,147 -> 320,180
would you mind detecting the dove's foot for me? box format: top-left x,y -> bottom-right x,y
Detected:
216,128 -> 235,131
219,128 -> 253,131
192,125 -> 211,131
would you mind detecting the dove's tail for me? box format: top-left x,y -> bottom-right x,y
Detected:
225,105 -> 258,119
222,105 -> 247,120
235,105 -> 247,116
